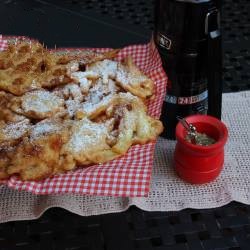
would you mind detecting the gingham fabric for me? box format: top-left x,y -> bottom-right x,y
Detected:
0,35 -> 7,50
0,36 -> 167,197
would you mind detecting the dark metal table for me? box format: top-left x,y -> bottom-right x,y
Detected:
0,0 -> 250,249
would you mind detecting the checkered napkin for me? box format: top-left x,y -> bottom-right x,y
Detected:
0,36 -> 167,197
0,35 -> 8,51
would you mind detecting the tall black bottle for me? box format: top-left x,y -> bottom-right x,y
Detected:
154,0 -> 222,139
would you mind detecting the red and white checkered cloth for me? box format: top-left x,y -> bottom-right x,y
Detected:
0,35 -> 8,51
0,36 -> 167,197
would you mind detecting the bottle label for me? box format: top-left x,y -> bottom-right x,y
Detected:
165,90 -> 208,105
156,33 -> 172,50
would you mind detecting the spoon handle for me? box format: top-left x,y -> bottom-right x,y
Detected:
176,116 -> 192,132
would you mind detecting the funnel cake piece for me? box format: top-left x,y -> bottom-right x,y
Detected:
0,41 -> 77,95
0,147 -> 15,179
7,119 -> 71,180
115,57 -> 154,99
87,59 -> 118,84
76,78 -> 119,119
109,93 -> 163,154
0,91 -> 26,123
0,119 -> 31,148
62,118 -> 118,165
10,89 -> 65,120
70,71 -> 99,93
0,41 -> 119,96
63,93 -> 163,166
0,41 -> 44,94
62,49 -> 120,66
7,134 -> 65,180
30,118 -> 71,140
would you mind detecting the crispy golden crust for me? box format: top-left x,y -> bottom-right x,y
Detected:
10,89 -> 65,120
0,148 -> 13,179
59,49 -> 120,66
115,57 -> 154,99
0,91 -> 26,123
0,41 -> 119,96
62,93 -> 163,165
7,119 -> 70,180
0,41 -> 74,95
0,39 -> 163,181
8,134 -> 65,180
0,119 -> 31,148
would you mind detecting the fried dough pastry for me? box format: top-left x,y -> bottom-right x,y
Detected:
7,118 -> 71,180
77,78 -> 119,119
0,41 -> 74,95
0,119 -> 30,179
87,57 -> 154,99
0,147 -> 14,179
7,134 -> 66,180
107,93 -> 162,154
63,93 -> 163,166
62,118 -> 118,165
10,89 -> 65,119
0,39 -> 163,181
0,91 -> 26,122
87,59 -> 118,84
116,57 -> 154,99
59,49 -> 119,66
0,119 -> 31,147
0,40 -> 120,96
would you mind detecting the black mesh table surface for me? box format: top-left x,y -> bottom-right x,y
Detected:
1,202 -> 250,250
0,0 -> 250,250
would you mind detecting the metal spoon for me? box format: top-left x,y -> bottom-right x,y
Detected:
176,116 -> 198,143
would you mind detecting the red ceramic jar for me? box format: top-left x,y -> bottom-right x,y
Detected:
174,114 -> 228,184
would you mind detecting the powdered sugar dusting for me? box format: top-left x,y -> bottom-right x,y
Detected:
116,64 -> 129,85
65,118 -> 109,154
2,119 -> 30,140
71,71 -> 98,93
116,63 -> 148,87
67,61 -> 79,73
62,84 -> 83,101
118,92 -> 138,102
65,99 -> 81,117
79,78 -> 92,93
81,94 -> 113,115
88,78 -> 117,102
30,119 -> 59,140
87,59 -> 118,84
71,71 -> 99,79
106,79 -> 117,94
22,90 -> 64,114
